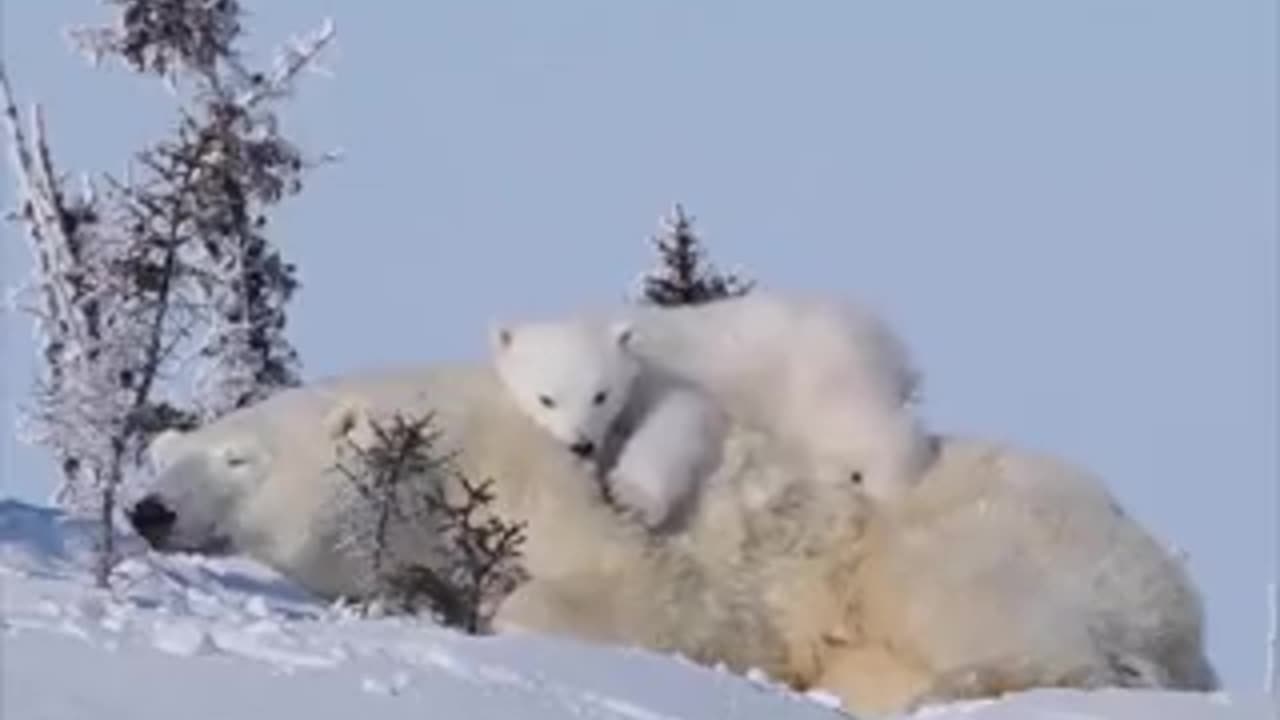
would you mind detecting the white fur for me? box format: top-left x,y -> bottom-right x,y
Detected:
490,322 -> 638,454
604,376 -> 728,528
138,364 -> 812,679
492,320 -> 729,528
493,291 -> 935,508
816,437 -> 1218,715
136,364 -> 1216,717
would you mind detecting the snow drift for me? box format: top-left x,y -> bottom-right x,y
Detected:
0,499 -> 1273,719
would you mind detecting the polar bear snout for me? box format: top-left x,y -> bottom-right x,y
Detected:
128,495 -> 177,547
569,439 -> 596,458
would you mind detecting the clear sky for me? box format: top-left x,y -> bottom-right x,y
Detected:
2,0 -> 1275,693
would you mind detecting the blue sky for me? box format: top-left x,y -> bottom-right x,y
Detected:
2,0 -> 1275,692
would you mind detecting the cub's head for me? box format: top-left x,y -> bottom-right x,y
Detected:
127,425 -> 272,554
490,319 -> 639,458
807,401 -> 938,507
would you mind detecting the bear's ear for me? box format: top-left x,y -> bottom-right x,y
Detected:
610,321 -> 634,349
325,398 -> 375,446
148,429 -> 187,471
489,322 -> 515,353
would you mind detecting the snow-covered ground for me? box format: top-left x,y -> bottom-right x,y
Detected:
1,499 -> 1274,720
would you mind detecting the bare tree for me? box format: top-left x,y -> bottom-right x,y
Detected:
635,203 -> 754,307
2,0 -> 333,586
332,410 -> 528,633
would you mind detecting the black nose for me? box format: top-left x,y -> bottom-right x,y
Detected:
128,495 -> 176,546
569,440 -> 595,458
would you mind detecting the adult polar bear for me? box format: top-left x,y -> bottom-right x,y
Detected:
135,363 -> 847,684
814,437 -> 1217,714
130,364 -> 1216,716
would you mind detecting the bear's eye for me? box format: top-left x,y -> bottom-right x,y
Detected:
592,391 -> 608,406
849,471 -> 863,486
538,394 -> 556,409
224,454 -> 250,469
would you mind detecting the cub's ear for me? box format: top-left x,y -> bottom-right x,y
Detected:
610,321 -> 634,349
489,322 -> 515,353
148,429 -> 187,471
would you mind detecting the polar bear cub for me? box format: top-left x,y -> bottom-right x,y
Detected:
491,291 -> 935,512
491,320 -> 728,528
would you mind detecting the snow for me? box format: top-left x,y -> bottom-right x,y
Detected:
1,498 -> 1275,720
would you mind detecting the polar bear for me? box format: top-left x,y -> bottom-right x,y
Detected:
490,320 -> 729,529
133,363 -> 830,682
130,363 -> 1216,717
810,437 -> 1218,715
502,433 -> 1219,717
490,291 -> 936,509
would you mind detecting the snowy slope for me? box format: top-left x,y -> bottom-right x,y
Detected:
1,499 -> 1274,720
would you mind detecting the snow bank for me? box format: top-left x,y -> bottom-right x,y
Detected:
1,499 -> 1273,719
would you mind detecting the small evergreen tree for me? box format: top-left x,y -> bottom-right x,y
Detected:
635,203 -> 754,307
2,0 -> 333,586
331,411 -> 454,609
421,474 -> 529,633
332,409 -> 528,633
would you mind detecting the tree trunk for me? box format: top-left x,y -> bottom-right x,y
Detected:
94,451 -> 124,588
95,481 -> 115,588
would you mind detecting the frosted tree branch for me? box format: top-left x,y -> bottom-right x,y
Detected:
2,69 -> 93,356
3,63 -> 146,584
237,18 -> 336,109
